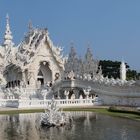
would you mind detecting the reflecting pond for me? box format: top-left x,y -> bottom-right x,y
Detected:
0,112 -> 140,140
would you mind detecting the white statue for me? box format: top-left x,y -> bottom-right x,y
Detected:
83,86 -> 91,99
64,90 -> 69,100
79,95 -> 83,99
68,71 -> 75,80
120,60 -> 126,81
71,94 -> 75,100
41,99 -> 72,127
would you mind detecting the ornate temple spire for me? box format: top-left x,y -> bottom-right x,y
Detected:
120,60 -> 126,81
83,47 -> 99,75
85,47 -> 93,61
3,14 -> 14,51
68,42 -> 77,60
64,43 -> 79,74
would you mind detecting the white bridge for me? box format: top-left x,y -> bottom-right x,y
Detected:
0,79 -> 140,108
53,79 -> 140,96
52,79 -> 140,107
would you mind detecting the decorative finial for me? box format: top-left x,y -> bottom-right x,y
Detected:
28,20 -> 33,31
3,14 -> 14,51
6,14 -> 9,23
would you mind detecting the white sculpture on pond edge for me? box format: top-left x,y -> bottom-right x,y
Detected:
41,99 -> 72,127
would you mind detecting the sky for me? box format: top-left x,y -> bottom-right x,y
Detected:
0,0 -> 140,70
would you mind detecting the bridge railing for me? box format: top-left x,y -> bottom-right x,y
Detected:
0,98 -> 102,108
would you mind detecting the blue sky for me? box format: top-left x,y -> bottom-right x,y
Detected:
0,0 -> 140,70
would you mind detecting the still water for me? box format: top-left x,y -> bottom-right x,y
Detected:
0,112 -> 140,140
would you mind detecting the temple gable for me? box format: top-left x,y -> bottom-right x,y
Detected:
4,28 -> 65,88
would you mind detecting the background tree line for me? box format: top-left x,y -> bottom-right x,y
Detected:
99,60 -> 140,80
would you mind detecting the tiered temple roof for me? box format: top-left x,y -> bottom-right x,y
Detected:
64,46 -> 99,77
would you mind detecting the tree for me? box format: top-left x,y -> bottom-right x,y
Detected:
99,60 -> 139,80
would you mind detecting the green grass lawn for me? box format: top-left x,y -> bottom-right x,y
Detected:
63,108 -> 140,121
0,109 -> 44,115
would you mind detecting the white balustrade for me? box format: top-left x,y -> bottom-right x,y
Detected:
0,98 -> 102,108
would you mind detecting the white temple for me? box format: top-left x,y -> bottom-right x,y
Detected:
0,15 -> 140,108
0,15 -> 65,90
